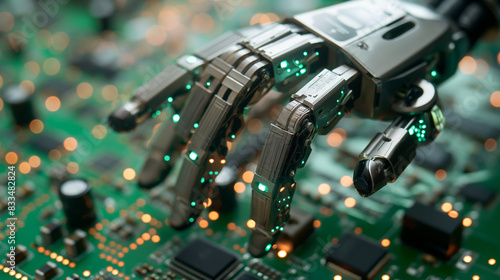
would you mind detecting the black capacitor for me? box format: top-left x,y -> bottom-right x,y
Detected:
58,179 -> 96,228
3,85 -> 36,126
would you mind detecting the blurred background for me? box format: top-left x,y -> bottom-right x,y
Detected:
1,0 -> 500,280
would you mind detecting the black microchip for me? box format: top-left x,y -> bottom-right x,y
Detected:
326,233 -> 389,280
446,112 -> 500,141
460,184 -> 496,205
91,154 -> 121,172
40,80 -> 73,98
414,144 -> 453,171
237,273 -> 260,280
401,202 -> 462,259
30,134 -> 63,153
172,238 -> 239,280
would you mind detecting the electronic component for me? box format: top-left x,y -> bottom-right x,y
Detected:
446,112 -> 500,141
325,233 -> 390,280
35,261 -> 58,280
65,274 -> 81,280
170,238 -> 239,280
401,202 -> 463,259
5,244 -> 28,263
64,230 -> 88,258
2,85 -> 36,126
246,260 -> 282,280
459,184 -> 496,206
40,220 -> 63,246
30,134 -> 63,154
91,154 -> 122,172
237,273 -> 260,280
414,144 -> 453,171
58,179 -> 96,228
276,207 -> 315,252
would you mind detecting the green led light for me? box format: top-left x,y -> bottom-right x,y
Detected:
164,155 -> 170,162
189,151 -> 198,161
280,61 -> 288,68
185,84 -> 192,90
271,229 -> 275,233
209,179 -> 213,183
301,160 -> 305,165
167,97 -> 173,102
280,227 -> 284,231
190,201 -> 196,207
194,123 -> 199,128
231,134 -> 236,139
156,110 -> 161,115
299,64 -> 304,68
200,178 -> 205,183
287,69 -> 291,73
209,171 -> 213,175
300,69 -> 306,74
186,55 -> 197,64
214,171 -> 219,175
189,218 -> 194,222
315,51 -> 319,55
265,244 -> 272,251
172,114 -> 180,123
258,183 -> 268,192
206,81 -> 211,87
303,51 -> 308,56
294,60 -> 299,65
431,70 -> 437,77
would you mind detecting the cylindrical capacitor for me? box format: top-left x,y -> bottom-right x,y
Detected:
58,179 -> 97,228
3,85 -> 36,126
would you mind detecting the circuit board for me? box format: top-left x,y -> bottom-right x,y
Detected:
1,0 -> 500,280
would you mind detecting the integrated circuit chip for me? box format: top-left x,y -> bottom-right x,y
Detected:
171,238 -> 239,280
401,202 -> 462,259
30,134 -> 63,153
91,154 -> 122,172
326,233 -> 390,280
460,184 -> 496,206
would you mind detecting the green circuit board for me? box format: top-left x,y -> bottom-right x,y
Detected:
1,0 -> 500,280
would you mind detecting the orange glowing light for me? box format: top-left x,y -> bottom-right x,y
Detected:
102,85 -> 119,101
5,152 -> 18,165
234,182 -> 246,194
67,162 -> 79,174
43,58 -> 61,76
448,210 -> 459,218
277,250 -> 287,258
327,132 -> 343,147
199,220 -> 209,228
92,125 -> 107,139
151,235 -> 160,243
441,202 -> 453,213
83,270 -> 91,277
247,219 -> 256,229
463,218 -> 472,227
344,197 -> 356,208
463,255 -> 472,263
141,214 -> 152,223
435,169 -> 447,181
458,56 -> 476,75
242,171 -> 254,183
63,137 -> 78,151
381,239 -> 391,247
77,82 -> 93,99
485,138 -> 497,152
20,80 -> 35,94
123,168 -> 136,181
318,183 -> 331,195
382,275 -> 390,280
45,96 -> 60,112
29,119 -> 44,134
313,220 -> 321,228
19,162 -> 31,174
491,91 -> 500,108
472,276 -> 480,280
340,175 -> 353,187
488,258 -> 496,265
334,276 -> 342,280
208,211 -> 219,221
29,155 -> 41,168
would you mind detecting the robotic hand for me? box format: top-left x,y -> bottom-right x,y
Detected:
108,0 -> 498,257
